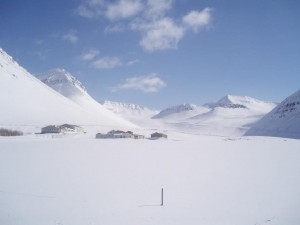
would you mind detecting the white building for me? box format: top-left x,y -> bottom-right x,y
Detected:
96,130 -> 144,139
41,124 -> 84,134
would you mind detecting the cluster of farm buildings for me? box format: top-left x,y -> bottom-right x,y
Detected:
41,124 -> 167,139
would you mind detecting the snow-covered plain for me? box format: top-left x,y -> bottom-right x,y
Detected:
1,133 -> 300,225
1,47 -> 300,225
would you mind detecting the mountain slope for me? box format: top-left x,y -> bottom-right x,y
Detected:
37,68 -> 136,128
100,100 -> 158,122
0,48 -> 135,130
153,96 -> 276,136
152,103 -> 210,119
205,95 -> 276,112
245,90 -> 300,139
39,68 -> 87,97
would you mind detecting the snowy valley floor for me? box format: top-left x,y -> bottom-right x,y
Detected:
0,133 -> 300,225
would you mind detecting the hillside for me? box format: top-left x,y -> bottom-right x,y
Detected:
37,68 -> 136,129
245,90 -> 300,139
0,48 -> 135,132
152,96 -> 276,136
100,100 -> 158,121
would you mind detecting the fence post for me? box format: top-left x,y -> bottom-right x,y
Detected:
161,188 -> 164,206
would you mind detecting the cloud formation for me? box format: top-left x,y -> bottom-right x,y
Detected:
92,56 -> 122,69
106,0 -> 144,20
145,0 -> 173,19
77,0 -> 104,18
77,0 -> 213,51
81,49 -> 100,61
62,30 -> 78,44
134,17 -> 185,51
112,73 -> 165,92
182,8 -> 212,32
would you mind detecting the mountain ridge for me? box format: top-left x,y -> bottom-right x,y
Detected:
0,48 -> 136,131
245,89 -> 300,139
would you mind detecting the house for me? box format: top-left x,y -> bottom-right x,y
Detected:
133,134 -> 145,139
41,124 -> 84,134
96,133 -> 106,138
109,130 -> 133,138
96,130 -> 133,139
41,125 -> 62,134
60,124 -> 85,133
151,132 -> 167,139
96,130 -> 144,139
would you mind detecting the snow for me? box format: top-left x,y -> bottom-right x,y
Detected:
152,103 -> 209,119
149,97 -> 276,137
246,89 -> 300,139
38,68 -> 88,97
205,95 -> 277,112
0,134 -> 300,225
100,100 -> 159,123
0,48 -> 135,133
1,47 -> 300,225
37,69 -> 136,129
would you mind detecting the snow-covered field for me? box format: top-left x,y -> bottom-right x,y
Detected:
1,133 -> 300,225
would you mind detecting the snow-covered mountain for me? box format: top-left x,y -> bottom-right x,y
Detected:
205,95 -> 276,112
37,68 -> 136,128
152,103 -> 210,119
152,96 -> 276,136
245,90 -> 300,139
0,48 -> 135,131
100,100 -> 158,121
39,68 -> 87,97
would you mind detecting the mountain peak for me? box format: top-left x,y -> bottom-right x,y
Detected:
38,68 -> 87,97
205,95 -> 276,110
152,103 -> 199,119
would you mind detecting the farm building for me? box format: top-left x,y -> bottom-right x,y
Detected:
41,125 -> 62,134
151,132 -> 168,139
133,134 -> 145,139
96,130 -> 144,139
96,130 -> 132,139
41,124 -> 84,134
60,124 -> 84,133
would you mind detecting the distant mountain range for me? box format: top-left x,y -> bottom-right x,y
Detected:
1,47 -> 299,138
146,95 -> 277,136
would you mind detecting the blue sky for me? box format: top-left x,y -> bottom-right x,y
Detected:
1,0 -> 300,109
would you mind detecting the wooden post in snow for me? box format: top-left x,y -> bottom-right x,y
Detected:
161,188 -> 164,206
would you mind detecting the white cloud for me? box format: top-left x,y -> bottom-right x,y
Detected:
92,56 -> 122,69
81,49 -> 100,61
112,73 -> 166,93
77,1 -> 213,51
62,30 -> 78,44
182,8 -> 212,32
105,0 -> 144,20
77,0 -> 104,18
135,17 -> 185,51
127,59 -> 140,66
146,0 -> 173,19
77,5 -> 95,18
104,24 -> 126,33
